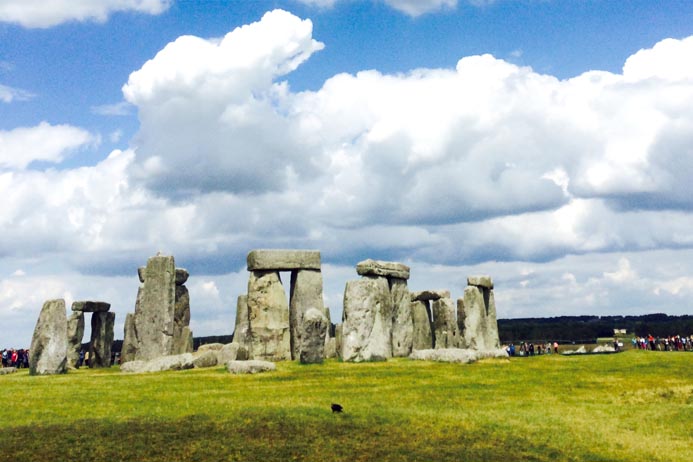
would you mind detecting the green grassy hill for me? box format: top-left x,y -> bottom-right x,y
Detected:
1,351 -> 691,462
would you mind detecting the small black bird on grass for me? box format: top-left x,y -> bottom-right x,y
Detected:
331,403 -> 343,413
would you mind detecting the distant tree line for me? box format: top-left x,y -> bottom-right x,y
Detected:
498,313 -> 693,344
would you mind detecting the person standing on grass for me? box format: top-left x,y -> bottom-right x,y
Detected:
648,334 -> 655,351
553,341 -> 559,354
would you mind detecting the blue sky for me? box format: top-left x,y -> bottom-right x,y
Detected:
2,0 -> 693,347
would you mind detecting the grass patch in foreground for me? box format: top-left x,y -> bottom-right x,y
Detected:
1,351 -> 691,462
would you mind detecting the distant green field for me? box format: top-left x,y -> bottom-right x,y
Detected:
1,350 -> 691,462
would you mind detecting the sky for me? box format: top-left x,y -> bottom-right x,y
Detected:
2,0 -> 693,348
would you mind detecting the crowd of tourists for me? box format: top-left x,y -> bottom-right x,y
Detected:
506,341 -> 559,356
1,348 -> 30,368
632,335 -> 692,351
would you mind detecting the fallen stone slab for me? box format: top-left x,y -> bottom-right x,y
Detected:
0,367 -> 17,375
356,259 -> 410,280
410,290 -> 450,302
247,249 -> 321,271
120,353 -> 195,373
467,276 -> 493,289
410,348 -> 508,364
215,343 -> 249,364
197,343 -> 225,352
72,301 -> 111,312
192,350 -> 218,368
226,360 -> 276,375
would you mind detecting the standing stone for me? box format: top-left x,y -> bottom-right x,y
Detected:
341,277 -> 392,362
458,276 -> 500,350
323,307 -> 337,359
247,270 -> 291,361
233,295 -> 249,347
90,311 -> 115,368
134,255 -> 176,361
172,284 -> 192,355
121,312 -> 138,364
29,299 -> 68,375
334,323 -> 343,360
411,299 -> 433,350
289,269 -> 325,360
432,297 -> 458,349
391,278 -> 413,357
66,311 -> 85,369
299,308 -> 328,364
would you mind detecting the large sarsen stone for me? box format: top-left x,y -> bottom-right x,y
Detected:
29,299 -> 68,375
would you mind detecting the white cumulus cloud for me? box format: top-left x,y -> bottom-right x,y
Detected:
0,0 -> 171,28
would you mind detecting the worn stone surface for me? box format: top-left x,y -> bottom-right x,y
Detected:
215,343 -> 249,364
233,295 -> 249,346
299,308 -> 328,364
0,367 -> 17,375
467,275 -> 493,289
391,278 -> 413,357
247,249 -> 321,271
120,312 -> 138,364
324,337 -> 337,359
198,343 -> 225,352
71,301 -> 111,313
226,360 -> 276,374
410,290 -> 450,302
289,269 -> 325,360
432,297 -> 458,349
192,350 -> 218,368
66,311 -> 85,369
356,259 -> 410,280
247,270 -> 291,361
137,267 -> 145,283
120,353 -> 195,373
411,300 -> 433,350
410,348 -> 508,363
458,285 -> 500,350
334,323 -> 343,360
134,255 -> 176,361
90,311 -> 115,368
172,284 -> 192,355
29,299 -> 68,375
175,268 -> 189,285
341,277 -> 392,362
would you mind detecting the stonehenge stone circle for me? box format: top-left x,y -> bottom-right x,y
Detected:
241,249 -> 326,361
66,311 -> 85,369
458,276 -> 500,350
29,299 -> 68,375
122,254 -> 193,363
299,308 -> 328,364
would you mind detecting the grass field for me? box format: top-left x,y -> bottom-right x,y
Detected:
1,350 -> 691,462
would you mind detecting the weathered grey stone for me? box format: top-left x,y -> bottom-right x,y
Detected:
29,299 -> 68,375
341,277 -> 392,362
458,284 -> 500,350
246,270 -> 291,361
66,311 -> 85,369
233,295 -> 249,346
247,249 -> 321,271
71,301 -> 110,313
391,278 -> 413,357
0,367 -> 17,375
356,259 -> 410,280
192,350 -> 218,368
324,337 -> 337,359
175,268 -> 189,285
411,300 -> 433,350
198,343 -> 225,352
215,343 -> 247,364
89,311 -> 115,368
226,360 -> 276,374
120,312 -> 138,364
410,290 -> 450,302
432,297 -> 458,349
299,308 -> 328,364
137,267 -> 145,283
172,284 -> 192,355
334,323 -> 343,360
134,255 -> 176,361
467,275 -> 493,289
410,348 -> 508,363
289,269 -> 325,360
120,353 -> 195,373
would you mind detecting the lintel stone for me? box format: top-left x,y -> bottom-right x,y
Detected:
467,275 -> 493,289
411,289 -> 450,302
247,249 -> 321,271
72,301 -> 111,312
356,259 -> 410,280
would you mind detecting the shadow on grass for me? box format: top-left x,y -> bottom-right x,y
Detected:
0,412 -> 614,462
